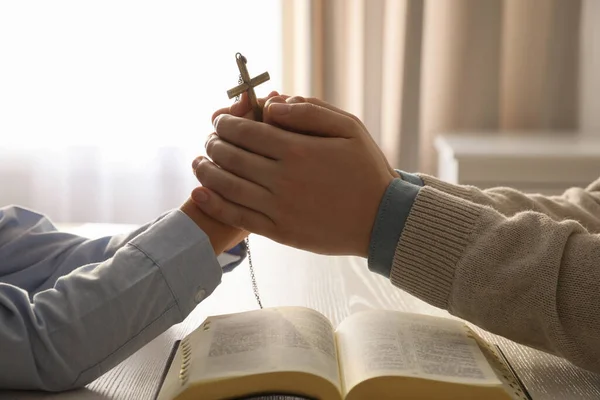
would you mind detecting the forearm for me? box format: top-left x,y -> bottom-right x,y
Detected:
398,171 -> 600,233
0,206 -> 171,295
389,186 -> 600,373
0,211 -> 222,391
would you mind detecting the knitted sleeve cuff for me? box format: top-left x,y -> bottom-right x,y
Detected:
389,186 -> 482,309
416,173 -> 474,201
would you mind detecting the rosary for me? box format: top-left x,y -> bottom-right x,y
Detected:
226,52 -> 270,309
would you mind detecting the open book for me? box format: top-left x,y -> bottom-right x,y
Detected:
156,307 -> 530,400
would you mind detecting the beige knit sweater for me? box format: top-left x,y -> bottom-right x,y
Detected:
390,175 -> 600,373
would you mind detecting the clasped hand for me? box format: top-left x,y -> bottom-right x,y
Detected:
191,93 -> 398,257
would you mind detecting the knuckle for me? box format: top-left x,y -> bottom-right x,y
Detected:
302,102 -> 319,114
286,103 -> 307,119
213,114 -> 230,132
210,141 -> 230,166
213,203 -> 238,228
211,199 -> 223,217
215,115 -> 240,136
338,114 -> 362,136
220,175 -> 242,199
286,95 -> 306,104
231,210 -> 246,229
221,147 -> 238,169
194,160 -> 211,181
229,116 -> 246,133
214,202 -> 228,222
349,114 -> 363,128
264,95 -> 285,108
348,116 -> 363,132
305,96 -> 364,128
205,134 -> 218,155
222,118 -> 248,143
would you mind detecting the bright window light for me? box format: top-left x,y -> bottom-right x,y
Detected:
0,1 -> 282,150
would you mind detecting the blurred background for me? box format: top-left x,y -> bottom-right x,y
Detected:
1,0 -> 598,224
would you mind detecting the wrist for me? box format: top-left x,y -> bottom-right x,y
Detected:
367,178 -> 421,277
180,199 -> 247,254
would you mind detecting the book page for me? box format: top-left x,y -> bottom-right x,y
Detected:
188,307 -> 341,389
335,310 -> 501,393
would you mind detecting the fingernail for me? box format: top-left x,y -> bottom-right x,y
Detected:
268,90 -> 279,97
269,103 -> 291,115
192,156 -> 203,170
192,189 -> 208,203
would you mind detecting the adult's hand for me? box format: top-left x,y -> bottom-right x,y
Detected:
190,99 -> 397,257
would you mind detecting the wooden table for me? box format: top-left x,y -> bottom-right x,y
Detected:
3,225 -> 600,399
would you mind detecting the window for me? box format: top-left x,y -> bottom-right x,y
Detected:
0,1 -> 281,148
0,1 -> 282,223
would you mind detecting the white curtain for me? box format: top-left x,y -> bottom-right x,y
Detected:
0,1 -> 282,224
281,0 -> 583,174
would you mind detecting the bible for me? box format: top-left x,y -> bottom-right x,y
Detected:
156,307 -> 530,400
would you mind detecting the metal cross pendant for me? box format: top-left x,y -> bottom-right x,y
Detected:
226,52 -> 268,309
227,53 -> 270,122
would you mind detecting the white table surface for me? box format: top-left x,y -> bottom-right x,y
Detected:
2,224 -> 600,399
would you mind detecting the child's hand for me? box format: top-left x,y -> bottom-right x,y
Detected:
179,197 -> 247,255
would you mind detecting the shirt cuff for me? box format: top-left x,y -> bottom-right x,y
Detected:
368,178 -> 421,278
129,210 -> 222,319
396,170 -> 424,186
219,240 -> 247,273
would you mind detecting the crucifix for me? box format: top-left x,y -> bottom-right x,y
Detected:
227,52 -> 270,122
226,52 -> 270,309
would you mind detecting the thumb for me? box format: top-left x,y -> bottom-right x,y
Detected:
212,91 -> 280,123
211,92 -> 249,123
264,102 -> 357,138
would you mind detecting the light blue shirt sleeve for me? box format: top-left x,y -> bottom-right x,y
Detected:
396,170 -> 424,186
0,206 -> 223,391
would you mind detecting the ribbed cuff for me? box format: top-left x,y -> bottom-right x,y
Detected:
390,187 -> 481,309
368,178 -> 421,278
396,170 -> 424,186
416,174 -> 474,201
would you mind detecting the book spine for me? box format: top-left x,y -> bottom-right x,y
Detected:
495,345 -> 533,400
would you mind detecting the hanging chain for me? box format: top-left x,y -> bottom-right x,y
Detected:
235,54 -> 263,309
245,236 -> 263,309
